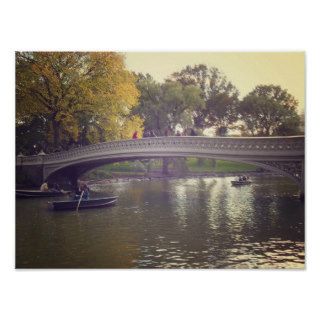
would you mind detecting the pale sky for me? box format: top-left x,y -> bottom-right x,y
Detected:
124,52 -> 305,114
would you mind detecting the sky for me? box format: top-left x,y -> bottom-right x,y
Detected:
124,52 -> 305,114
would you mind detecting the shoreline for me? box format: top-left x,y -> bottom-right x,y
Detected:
86,170 -> 281,186
16,171 -> 283,190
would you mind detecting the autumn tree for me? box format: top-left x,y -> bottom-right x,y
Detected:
239,85 -> 302,136
16,52 -> 141,153
170,64 -> 240,136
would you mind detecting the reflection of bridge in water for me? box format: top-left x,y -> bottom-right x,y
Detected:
16,136 -> 304,192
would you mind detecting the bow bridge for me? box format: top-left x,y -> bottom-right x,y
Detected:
16,136 -> 304,191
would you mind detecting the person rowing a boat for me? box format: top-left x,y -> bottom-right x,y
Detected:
74,180 -> 90,200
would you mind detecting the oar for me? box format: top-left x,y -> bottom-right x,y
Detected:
76,191 -> 84,212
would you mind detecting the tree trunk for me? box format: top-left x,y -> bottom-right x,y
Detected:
52,118 -> 60,150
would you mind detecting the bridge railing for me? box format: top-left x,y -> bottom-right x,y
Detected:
17,135 -> 305,165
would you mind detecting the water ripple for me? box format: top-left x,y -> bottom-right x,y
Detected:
16,176 -> 304,268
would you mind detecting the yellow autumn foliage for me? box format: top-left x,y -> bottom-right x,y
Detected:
16,52 -> 143,150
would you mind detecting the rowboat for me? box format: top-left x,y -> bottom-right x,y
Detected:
51,196 -> 118,211
231,180 -> 252,186
16,190 -> 71,198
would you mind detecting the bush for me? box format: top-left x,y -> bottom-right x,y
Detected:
83,169 -> 113,180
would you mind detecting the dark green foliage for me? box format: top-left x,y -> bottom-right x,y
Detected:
171,64 -> 240,135
239,85 -> 303,136
134,73 -> 204,173
16,116 -> 48,154
134,73 -> 204,134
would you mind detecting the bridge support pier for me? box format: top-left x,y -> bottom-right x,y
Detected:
162,158 -> 170,175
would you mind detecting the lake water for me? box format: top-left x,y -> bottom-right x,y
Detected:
16,176 -> 304,268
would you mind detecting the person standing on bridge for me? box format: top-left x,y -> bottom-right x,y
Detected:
132,131 -> 138,139
142,130 -> 149,138
150,130 -> 157,137
190,128 -> 197,136
164,127 -> 173,136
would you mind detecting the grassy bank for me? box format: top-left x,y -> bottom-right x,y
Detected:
186,158 -> 256,173
82,158 -> 258,180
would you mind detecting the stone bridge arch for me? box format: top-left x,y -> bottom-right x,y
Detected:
44,154 -> 304,190
16,136 -> 304,192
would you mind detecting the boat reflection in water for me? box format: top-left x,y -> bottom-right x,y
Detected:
231,175 -> 252,186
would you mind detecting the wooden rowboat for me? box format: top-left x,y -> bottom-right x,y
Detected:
231,180 -> 252,186
51,196 -> 118,211
16,190 -> 71,198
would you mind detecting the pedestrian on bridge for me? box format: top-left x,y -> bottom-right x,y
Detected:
150,130 -> 157,137
190,128 -> 197,136
143,130 -> 150,138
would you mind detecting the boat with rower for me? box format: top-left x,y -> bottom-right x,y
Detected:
51,196 -> 118,211
16,189 -> 71,198
231,180 -> 252,186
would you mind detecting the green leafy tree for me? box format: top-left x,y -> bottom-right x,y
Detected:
239,85 -> 302,136
134,73 -> 204,134
15,116 -> 48,155
162,80 -> 205,131
134,73 -> 204,173
170,64 -> 240,136
133,74 -> 164,135
299,112 -> 305,134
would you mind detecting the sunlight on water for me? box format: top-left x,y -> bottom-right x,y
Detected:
16,176 -> 304,268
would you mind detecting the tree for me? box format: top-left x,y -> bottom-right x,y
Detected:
239,85 -> 301,136
132,74 -> 164,135
15,116 -> 48,155
134,73 -> 204,134
118,115 -> 144,140
161,80 -> 205,131
298,112 -> 305,134
134,73 -> 204,173
16,52 -> 141,153
170,64 -> 240,136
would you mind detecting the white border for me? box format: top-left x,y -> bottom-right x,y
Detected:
1,1 -> 319,319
